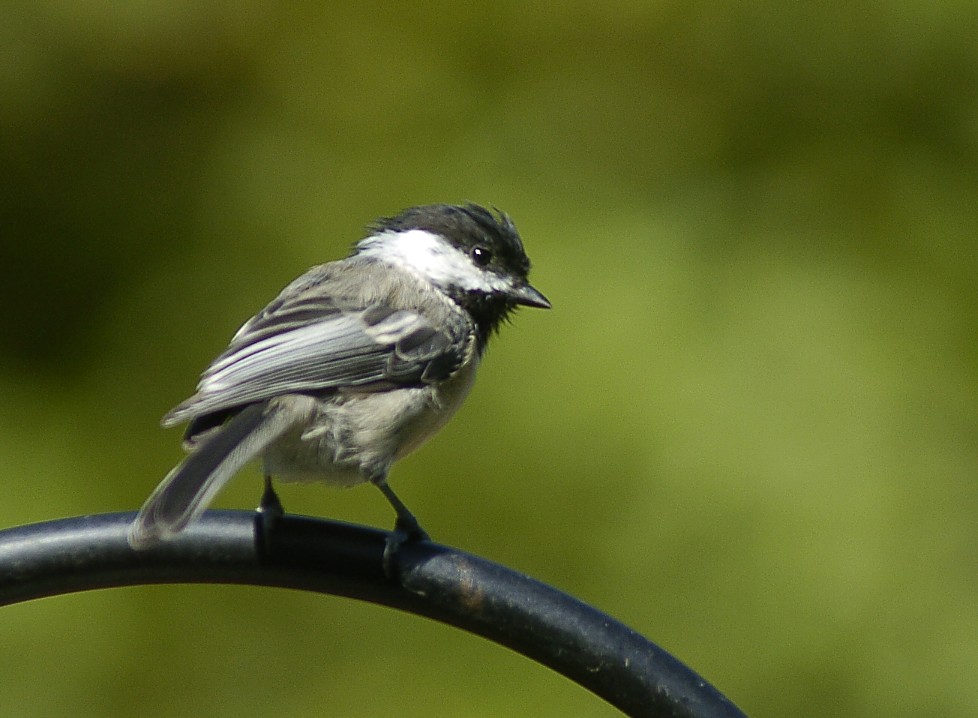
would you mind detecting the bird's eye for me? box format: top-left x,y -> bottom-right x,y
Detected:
471,246 -> 492,267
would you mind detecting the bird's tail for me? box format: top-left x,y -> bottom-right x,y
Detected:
127,400 -> 303,549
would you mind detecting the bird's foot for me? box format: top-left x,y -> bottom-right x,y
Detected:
382,515 -> 431,580
256,476 -> 284,556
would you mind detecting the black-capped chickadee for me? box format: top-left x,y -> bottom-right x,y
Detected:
128,203 -> 550,549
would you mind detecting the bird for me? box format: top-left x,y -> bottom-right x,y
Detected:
128,203 -> 550,551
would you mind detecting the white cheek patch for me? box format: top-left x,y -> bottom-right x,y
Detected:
357,229 -> 512,294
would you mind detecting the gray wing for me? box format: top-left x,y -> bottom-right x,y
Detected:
163,275 -> 470,427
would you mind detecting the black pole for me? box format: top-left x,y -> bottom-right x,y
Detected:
0,511 -> 747,718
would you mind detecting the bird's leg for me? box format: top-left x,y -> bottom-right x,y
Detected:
376,480 -> 430,542
259,474 -> 285,517
375,480 -> 430,577
256,474 -> 284,555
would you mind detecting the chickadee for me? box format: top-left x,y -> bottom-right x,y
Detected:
128,203 -> 550,549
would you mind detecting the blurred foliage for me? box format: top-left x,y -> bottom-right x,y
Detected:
2,1 -> 977,716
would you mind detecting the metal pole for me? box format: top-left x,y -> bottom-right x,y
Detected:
0,511 -> 747,718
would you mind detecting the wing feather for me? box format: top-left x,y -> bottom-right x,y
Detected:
163,267 -> 470,427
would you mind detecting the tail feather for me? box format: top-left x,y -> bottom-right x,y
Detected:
128,400 -> 304,549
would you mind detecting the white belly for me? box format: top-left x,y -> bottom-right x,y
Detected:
262,357 -> 479,487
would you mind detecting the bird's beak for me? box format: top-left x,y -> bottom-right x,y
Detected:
511,283 -> 552,309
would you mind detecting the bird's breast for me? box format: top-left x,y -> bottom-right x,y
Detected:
394,353 -> 479,459
264,354 -> 480,486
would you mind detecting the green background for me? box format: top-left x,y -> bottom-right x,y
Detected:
2,2 -> 976,716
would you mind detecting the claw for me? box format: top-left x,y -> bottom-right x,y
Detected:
382,518 -> 429,579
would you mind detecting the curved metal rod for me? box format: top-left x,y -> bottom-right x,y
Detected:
0,511 -> 747,718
